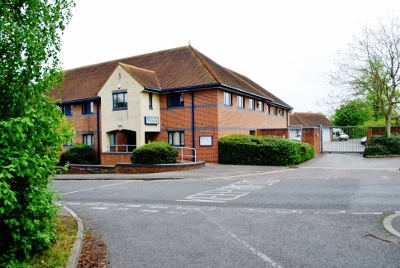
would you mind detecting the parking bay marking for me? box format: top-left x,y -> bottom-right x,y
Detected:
177,179 -> 280,203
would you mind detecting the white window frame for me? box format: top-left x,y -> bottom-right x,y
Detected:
249,98 -> 255,110
224,92 -> 232,106
237,95 -> 244,108
168,131 -> 184,146
83,134 -> 94,146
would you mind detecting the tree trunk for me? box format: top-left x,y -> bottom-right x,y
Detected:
386,113 -> 392,137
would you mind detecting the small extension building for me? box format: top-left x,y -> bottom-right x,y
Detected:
52,46 -> 292,164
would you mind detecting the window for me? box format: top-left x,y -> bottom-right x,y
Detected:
64,140 -> 73,146
257,101 -> 264,112
249,130 -> 256,136
168,131 -> 184,146
237,95 -> 244,108
113,90 -> 127,109
167,93 -> 184,107
224,92 -> 232,106
249,98 -> 255,110
63,104 -> 72,116
149,92 -> 153,109
279,109 -> 285,117
109,133 -> 116,145
273,106 -> 278,115
83,134 -> 94,146
82,102 -> 93,114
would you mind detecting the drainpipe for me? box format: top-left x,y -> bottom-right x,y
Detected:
191,90 -> 195,162
96,102 -> 101,163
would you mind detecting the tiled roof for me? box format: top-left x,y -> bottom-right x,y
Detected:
290,112 -> 334,127
119,63 -> 161,89
52,46 -> 291,108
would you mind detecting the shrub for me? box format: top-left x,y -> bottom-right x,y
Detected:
131,142 -> 178,164
218,134 -> 314,166
59,144 -> 98,165
363,134 -> 400,157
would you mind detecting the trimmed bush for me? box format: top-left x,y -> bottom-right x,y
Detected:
363,135 -> 400,157
218,134 -> 314,166
131,142 -> 178,164
59,144 -> 98,165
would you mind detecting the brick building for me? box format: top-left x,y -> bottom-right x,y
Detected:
52,46 -> 292,164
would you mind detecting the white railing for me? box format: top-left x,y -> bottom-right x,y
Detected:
107,144 -> 136,153
177,147 -> 196,162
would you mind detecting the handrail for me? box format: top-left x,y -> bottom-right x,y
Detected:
107,144 -> 136,153
176,147 -> 196,162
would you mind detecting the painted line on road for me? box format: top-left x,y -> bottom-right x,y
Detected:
196,208 -> 283,268
178,179 -> 279,203
61,181 -> 133,195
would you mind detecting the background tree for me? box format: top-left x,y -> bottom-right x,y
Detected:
0,1 -> 74,265
328,12 -> 400,136
331,99 -> 372,126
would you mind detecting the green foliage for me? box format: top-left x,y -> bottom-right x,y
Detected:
0,0 -> 75,266
131,142 -> 179,164
363,135 -> 400,156
59,144 -> 98,165
218,134 -> 314,166
332,99 -> 372,126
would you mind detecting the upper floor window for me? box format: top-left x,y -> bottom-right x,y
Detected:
273,106 -> 278,115
63,104 -> 72,116
249,98 -> 255,110
83,134 -> 94,146
82,102 -> 93,114
149,92 -> 153,109
167,92 -> 184,107
279,109 -> 285,117
237,95 -> 244,108
113,90 -> 127,109
224,92 -> 232,106
257,101 -> 264,112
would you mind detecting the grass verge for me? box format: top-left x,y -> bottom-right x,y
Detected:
25,215 -> 77,267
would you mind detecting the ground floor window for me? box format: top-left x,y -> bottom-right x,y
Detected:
168,131 -> 184,146
83,134 -> 94,146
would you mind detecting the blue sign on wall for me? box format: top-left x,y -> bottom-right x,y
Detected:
144,116 -> 159,125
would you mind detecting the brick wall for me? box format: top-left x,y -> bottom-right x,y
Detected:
68,89 -> 290,164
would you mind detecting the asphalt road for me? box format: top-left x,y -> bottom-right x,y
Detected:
54,154 -> 400,268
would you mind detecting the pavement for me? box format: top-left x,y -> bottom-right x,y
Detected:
58,153 -> 400,267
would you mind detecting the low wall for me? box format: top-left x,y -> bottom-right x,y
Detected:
64,161 -> 205,174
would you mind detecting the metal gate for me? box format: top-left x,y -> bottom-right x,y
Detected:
321,126 -> 367,153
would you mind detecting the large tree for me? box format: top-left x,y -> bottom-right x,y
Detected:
329,12 -> 400,136
0,0 -> 74,265
331,99 -> 372,126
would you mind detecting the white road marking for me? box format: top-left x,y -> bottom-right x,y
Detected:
141,209 -> 159,213
178,179 -> 279,203
92,207 -> 108,210
61,181 -> 132,195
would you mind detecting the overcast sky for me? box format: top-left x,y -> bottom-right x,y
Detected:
60,0 -> 400,115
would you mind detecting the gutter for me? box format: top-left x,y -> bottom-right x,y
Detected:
57,97 -> 101,105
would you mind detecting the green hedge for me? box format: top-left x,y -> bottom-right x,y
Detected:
131,142 -> 178,164
59,144 -> 98,165
363,135 -> 400,157
218,134 -> 314,166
